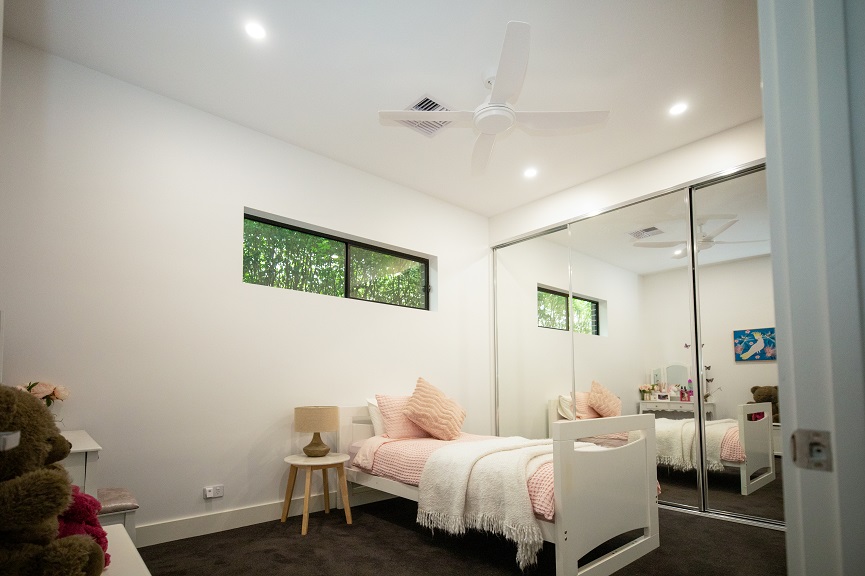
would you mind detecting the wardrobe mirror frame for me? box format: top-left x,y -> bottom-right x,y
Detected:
492,159 -> 783,529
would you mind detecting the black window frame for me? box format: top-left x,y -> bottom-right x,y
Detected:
244,214 -> 431,311
570,294 -> 600,336
537,287 -> 570,331
536,287 -> 600,335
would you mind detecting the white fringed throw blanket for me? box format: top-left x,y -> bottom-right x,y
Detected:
655,418 -> 737,471
417,437 -> 552,570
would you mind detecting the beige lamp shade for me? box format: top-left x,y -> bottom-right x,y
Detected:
295,406 -> 339,457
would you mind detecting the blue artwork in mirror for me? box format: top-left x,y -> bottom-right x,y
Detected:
733,328 -> 776,361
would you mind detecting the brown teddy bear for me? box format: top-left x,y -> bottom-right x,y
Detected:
750,385 -> 780,423
0,386 -> 105,576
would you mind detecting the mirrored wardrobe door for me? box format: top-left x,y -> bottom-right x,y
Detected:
566,189 -> 699,509
692,166 -> 784,522
494,227 -> 574,439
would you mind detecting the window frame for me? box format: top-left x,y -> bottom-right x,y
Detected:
244,213 -> 431,311
537,287 -> 570,331
570,294 -> 600,336
536,286 -> 600,335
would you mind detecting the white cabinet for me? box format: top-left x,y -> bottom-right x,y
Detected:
639,401 -> 715,420
59,430 -> 101,496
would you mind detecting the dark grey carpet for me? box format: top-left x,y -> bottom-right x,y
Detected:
139,498 -> 786,576
658,456 -> 785,521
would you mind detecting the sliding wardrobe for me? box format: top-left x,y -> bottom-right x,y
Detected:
494,162 -> 783,527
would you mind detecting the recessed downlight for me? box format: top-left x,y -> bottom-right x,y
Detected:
523,167 -> 538,179
669,102 -> 688,116
245,21 -> 267,40
674,249 -> 684,256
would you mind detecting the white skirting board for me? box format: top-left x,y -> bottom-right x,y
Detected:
136,492 -> 339,547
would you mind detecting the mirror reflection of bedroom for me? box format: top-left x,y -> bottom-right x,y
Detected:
494,164 -> 782,525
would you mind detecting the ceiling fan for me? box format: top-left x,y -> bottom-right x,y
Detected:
633,219 -> 762,258
378,21 -> 610,175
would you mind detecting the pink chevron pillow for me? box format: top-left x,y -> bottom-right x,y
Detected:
573,391 -> 602,419
404,378 -> 466,440
588,381 -> 622,417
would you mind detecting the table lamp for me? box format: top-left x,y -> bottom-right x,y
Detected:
294,406 -> 339,457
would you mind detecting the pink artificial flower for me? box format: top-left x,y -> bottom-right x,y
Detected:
28,382 -> 55,399
17,381 -> 70,407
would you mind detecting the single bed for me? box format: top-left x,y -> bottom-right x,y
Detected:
338,405 -> 659,576
548,400 -> 775,495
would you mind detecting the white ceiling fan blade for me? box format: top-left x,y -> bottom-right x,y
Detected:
471,133 -> 497,175
633,240 -> 685,248
489,21 -> 531,105
702,219 -> 738,240
515,110 -> 609,131
712,239 -> 769,245
379,110 -> 473,123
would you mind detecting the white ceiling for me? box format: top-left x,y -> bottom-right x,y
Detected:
562,167 -> 770,275
2,0 -> 763,217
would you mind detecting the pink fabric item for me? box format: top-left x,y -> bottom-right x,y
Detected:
527,461 -> 556,520
352,433 -> 556,519
57,485 -> 110,567
375,394 -> 430,439
721,426 -> 746,462
404,378 -> 466,440
573,391 -> 602,419
587,381 -> 622,417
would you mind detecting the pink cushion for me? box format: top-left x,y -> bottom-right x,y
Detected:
404,378 -> 466,441
375,394 -> 430,439
587,381 -> 622,417
573,391 -> 602,419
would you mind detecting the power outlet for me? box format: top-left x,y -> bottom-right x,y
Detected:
203,484 -> 224,499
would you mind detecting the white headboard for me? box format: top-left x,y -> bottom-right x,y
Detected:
338,406 -> 375,455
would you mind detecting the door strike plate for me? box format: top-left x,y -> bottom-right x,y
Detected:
791,428 -> 833,471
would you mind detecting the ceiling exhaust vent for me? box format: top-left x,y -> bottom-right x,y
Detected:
399,96 -> 452,137
627,226 -> 664,240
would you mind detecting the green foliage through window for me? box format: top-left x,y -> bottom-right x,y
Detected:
571,296 -> 599,335
349,246 -> 427,309
538,289 -> 569,330
243,215 -> 429,310
537,288 -> 599,335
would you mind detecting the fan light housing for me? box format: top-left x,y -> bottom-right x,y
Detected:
474,105 -> 516,134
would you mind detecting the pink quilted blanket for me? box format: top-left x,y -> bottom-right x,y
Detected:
352,433 -> 568,521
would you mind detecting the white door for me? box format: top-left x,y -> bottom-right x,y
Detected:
758,0 -> 865,574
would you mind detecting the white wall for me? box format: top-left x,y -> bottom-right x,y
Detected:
570,251 -> 643,410
0,39 -> 491,544
495,234 -> 643,439
495,237 -> 571,438
640,256 -> 777,419
638,266 -> 694,388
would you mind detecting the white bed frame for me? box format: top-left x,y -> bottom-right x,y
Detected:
726,402 -> 776,495
547,401 -> 775,496
337,406 -> 659,576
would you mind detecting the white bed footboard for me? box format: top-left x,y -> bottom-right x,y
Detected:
552,415 -> 659,576
735,402 -> 776,495
337,407 -> 659,576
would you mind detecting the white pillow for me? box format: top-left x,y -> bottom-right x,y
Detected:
556,393 -> 576,420
367,398 -> 386,436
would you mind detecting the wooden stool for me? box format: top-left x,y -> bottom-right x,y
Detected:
281,453 -> 352,535
97,487 -> 139,544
